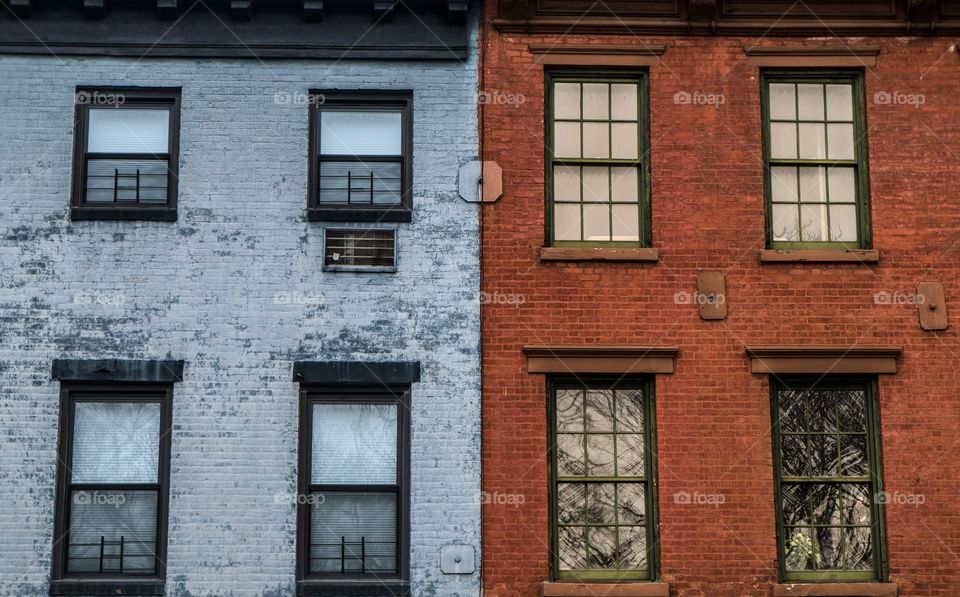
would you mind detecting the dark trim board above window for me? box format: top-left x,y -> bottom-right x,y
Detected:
52,359 -> 185,383
293,361 -> 421,385
71,87 -> 180,222
745,347 -> 901,375
307,91 -> 413,223
524,347 -> 677,374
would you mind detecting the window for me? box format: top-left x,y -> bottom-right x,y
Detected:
549,379 -> 657,580
323,228 -> 397,272
53,385 -> 172,580
308,92 -> 413,223
763,72 -> 870,248
546,72 -> 649,247
297,388 -> 409,583
772,379 -> 886,581
71,88 -> 180,221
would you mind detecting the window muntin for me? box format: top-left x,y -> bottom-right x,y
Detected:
73,90 -> 179,210
548,74 -> 649,247
309,93 -> 412,218
55,387 -> 171,578
300,390 -> 407,579
550,381 -> 656,580
773,380 -> 885,582
763,73 -> 869,248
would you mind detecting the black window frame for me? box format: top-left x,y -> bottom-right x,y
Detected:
71,87 -> 181,222
307,91 -> 414,224
296,385 -> 411,596
51,383 -> 173,594
771,376 -> 888,583
547,376 -> 660,582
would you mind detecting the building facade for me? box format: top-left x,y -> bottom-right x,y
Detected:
480,1 -> 960,596
0,2 -> 481,596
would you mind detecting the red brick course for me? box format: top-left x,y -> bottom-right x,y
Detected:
480,4 -> 960,595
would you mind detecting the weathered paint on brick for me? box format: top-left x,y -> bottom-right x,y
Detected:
0,16 -> 481,596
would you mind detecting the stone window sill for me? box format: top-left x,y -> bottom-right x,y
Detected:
542,581 -> 670,597
759,249 -> 879,264
772,582 -> 897,597
71,207 -> 177,222
540,247 -> 660,262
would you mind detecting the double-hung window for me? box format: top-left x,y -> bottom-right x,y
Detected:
297,388 -> 409,583
53,385 -> 172,580
71,88 -> 180,221
549,379 -> 657,580
772,379 -> 887,581
308,92 -> 413,223
763,72 -> 870,248
547,72 -> 650,247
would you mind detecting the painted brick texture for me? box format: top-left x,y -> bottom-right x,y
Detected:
480,8 -> 960,597
0,42 -> 481,597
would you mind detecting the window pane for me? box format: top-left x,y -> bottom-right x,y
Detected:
830,204 -> 858,242
67,490 -> 157,574
557,433 -> 585,476
586,433 -> 614,476
800,203 -> 828,242
309,492 -> 396,574
798,167 -> 826,203
72,402 -> 160,484
557,483 -> 586,525
558,526 -> 587,570
611,123 -> 638,160
554,82 -> 581,120
840,435 -> 869,476
611,84 -> 638,121
554,166 -> 581,202
612,204 -> 640,241
827,123 -> 855,160
826,84 -> 854,121
770,123 -> 797,159
837,390 -> 867,432
85,158 -> 169,204
554,204 -> 582,241
582,122 -> 610,159
615,390 -> 644,433
784,527 -> 816,571
312,403 -> 397,484
769,83 -> 796,120
815,526 -> 844,569
781,483 -> 812,526
616,434 -> 645,477
828,167 -> 856,203
582,167 -> 609,202
88,108 -> 169,154
556,389 -> 583,432
587,527 -> 617,569
554,121 -> 581,159
771,166 -> 798,204
320,112 -> 401,156
618,525 -> 647,569
797,84 -> 825,121
611,167 -> 638,202
617,483 -> 646,525
771,204 -> 799,242
798,123 -> 826,159
780,434 -> 808,477
585,390 -> 614,431
585,483 -> 615,524
845,526 -> 874,570
318,161 -> 402,205
583,203 -> 610,241
582,83 -> 609,120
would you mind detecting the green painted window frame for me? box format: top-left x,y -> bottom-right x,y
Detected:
545,70 -> 652,248
761,70 -> 872,249
547,377 -> 659,581
770,377 -> 888,583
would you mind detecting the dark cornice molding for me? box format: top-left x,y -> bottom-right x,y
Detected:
745,346 -> 902,374
495,0 -> 960,36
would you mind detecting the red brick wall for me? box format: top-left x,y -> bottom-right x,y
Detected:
480,4 -> 960,596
